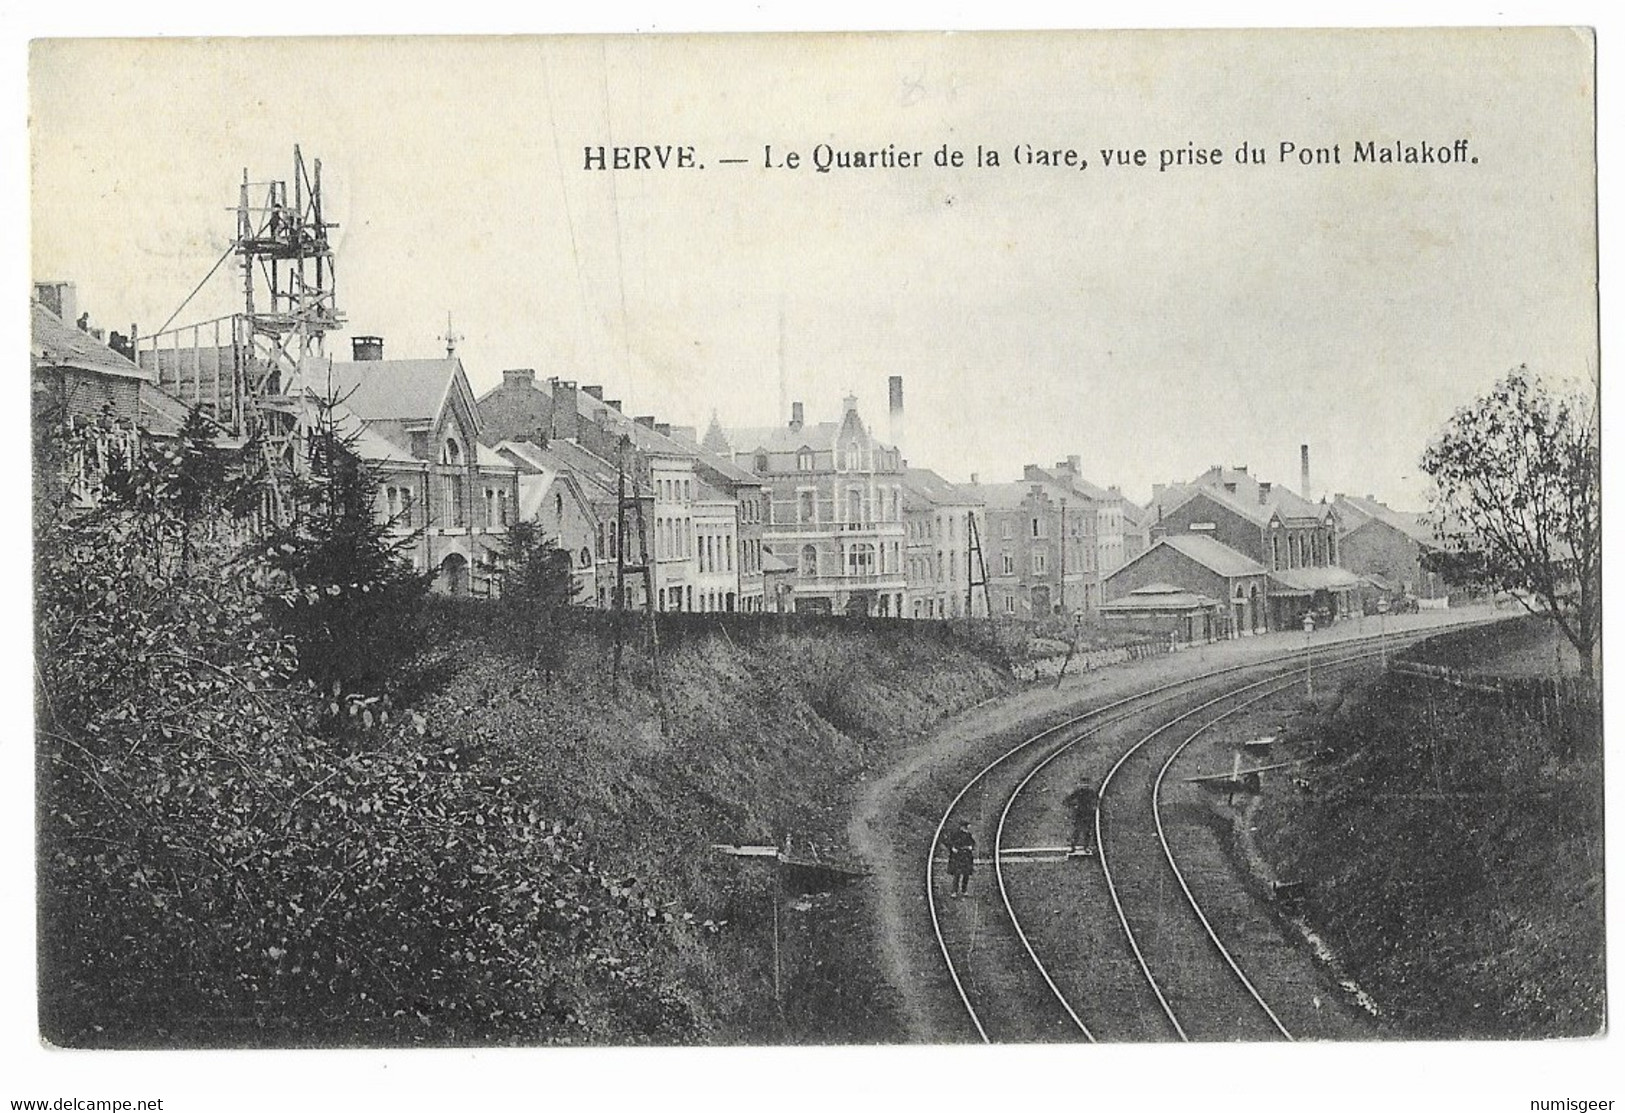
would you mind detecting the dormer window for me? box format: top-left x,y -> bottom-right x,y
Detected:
797,448 -> 814,471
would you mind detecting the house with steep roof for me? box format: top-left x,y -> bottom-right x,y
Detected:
1103,533 -> 1271,637
1334,493 -> 1459,607
305,339 -> 519,596
724,395 -> 907,617
32,287 -> 209,507
478,372 -> 714,611
901,467 -> 988,620
489,440 -> 605,607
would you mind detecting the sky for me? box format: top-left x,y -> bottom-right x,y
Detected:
28,29 -> 1596,509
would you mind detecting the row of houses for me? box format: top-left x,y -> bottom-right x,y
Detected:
34,283 -> 1463,633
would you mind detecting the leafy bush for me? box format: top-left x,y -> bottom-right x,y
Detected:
35,417 -> 694,1046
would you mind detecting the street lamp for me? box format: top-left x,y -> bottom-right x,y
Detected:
1303,611 -> 1316,696
1377,596 -> 1389,667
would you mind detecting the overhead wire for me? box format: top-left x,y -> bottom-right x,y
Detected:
154,242 -> 235,335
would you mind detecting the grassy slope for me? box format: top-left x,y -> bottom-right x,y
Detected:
1252,620 -> 1604,1038
409,604 -> 1013,1042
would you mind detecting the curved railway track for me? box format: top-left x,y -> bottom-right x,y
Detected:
928,622 -> 1481,1042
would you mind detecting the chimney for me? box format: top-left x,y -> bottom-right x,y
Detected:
1067,455 -> 1081,476
1259,481 -> 1272,505
888,375 -> 905,453
843,392 -> 859,416
549,379 -> 581,441
655,422 -> 672,437
583,384 -> 604,400
790,401 -> 804,431
351,335 -> 385,361
34,280 -> 78,325
1301,444 -> 1312,499
1023,464 -> 1045,483
502,367 -> 535,388
970,472 -> 979,485
635,415 -> 657,429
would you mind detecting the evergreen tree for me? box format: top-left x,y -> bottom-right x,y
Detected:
264,399 -> 432,689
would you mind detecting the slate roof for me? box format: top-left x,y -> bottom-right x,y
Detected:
1100,582 -> 1222,612
1336,494 -> 1439,548
32,302 -> 151,381
324,400 -> 420,464
1268,565 -> 1363,595
1155,534 -> 1269,578
526,438 -> 625,501
903,467 -> 984,508
725,422 -> 843,454
1029,464 -> 1116,503
691,443 -> 763,487
321,358 -> 461,423
1154,470 -> 1334,529
976,478 -> 1077,512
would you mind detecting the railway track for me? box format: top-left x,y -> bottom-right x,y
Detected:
927,621 -> 1484,1043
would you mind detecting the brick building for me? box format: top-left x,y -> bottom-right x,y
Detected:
1147,465 -> 1358,627
978,473 -> 1097,619
1334,493 -> 1459,607
1103,533 -> 1270,637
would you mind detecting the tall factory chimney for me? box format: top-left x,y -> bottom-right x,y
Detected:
1300,444 -> 1312,500
888,375 -> 905,454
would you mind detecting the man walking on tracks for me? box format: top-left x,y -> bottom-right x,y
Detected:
945,819 -> 976,897
1063,779 -> 1098,857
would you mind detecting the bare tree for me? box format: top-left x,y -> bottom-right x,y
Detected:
1421,365 -> 1600,678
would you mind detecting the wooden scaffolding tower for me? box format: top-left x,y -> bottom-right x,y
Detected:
136,146 -> 344,524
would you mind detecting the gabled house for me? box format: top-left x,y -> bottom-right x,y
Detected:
491,440 -> 603,607
1104,533 -> 1271,638
306,338 -> 519,596
33,287 -> 202,506
1334,493 -> 1459,607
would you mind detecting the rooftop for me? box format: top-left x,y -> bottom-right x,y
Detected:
32,302 -> 151,382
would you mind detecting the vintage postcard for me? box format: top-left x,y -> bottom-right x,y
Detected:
19,24 -> 1606,1112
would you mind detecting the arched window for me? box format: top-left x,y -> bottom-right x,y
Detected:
443,439 -> 462,466
800,544 -> 818,576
